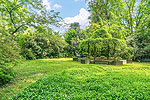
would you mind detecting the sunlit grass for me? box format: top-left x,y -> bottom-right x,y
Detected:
0,58 -> 73,99
40,58 -> 72,61
1,59 -> 150,99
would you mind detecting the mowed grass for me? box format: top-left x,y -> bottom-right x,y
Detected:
1,58 -> 150,99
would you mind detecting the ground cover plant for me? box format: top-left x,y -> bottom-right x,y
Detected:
0,58 -> 73,99
8,59 -> 150,99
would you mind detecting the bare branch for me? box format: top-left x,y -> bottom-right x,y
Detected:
12,22 -> 31,35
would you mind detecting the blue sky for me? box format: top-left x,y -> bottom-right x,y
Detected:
43,0 -> 87,18
55,0 -> 87,18
42,0 -> 90,30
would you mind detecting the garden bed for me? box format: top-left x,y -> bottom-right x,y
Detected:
127,60 -> 132,63
120,60 -> 127,64
94,60 -> 109,65
80,59 -> 90,64
110,61 -> 123,66
73,57 -> 78,61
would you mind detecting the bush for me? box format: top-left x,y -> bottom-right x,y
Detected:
109,57 -> 114,60
100,56 -> 106,60
140,59 -> 150,62
17,32 -> 67,59
20,48 -> 36,60
0,34 -> 21,86
0,66 -> 16,87
89,57 -> 94,60
0,34 -> 21,65
95,57 -> 101,60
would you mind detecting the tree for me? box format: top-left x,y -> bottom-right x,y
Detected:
70,22 -> 80,31
16,27 -> 67,60
64,23 -> 87,57
92,27 -> 112,39
133,3 -> 150,60
0,0 -> 61,35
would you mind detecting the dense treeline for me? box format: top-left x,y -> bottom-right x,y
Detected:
0,0 -> 150,86
85,0 -> 150,61
64,0 -> 150,61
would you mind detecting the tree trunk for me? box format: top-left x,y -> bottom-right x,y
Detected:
113,43 -> 116,58
94,44 -> 96,60
88,42 -> 90,58
107,45 -> 110,60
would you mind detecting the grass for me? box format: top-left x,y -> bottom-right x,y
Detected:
1,58 -> 150,99
0,58 -> 73,100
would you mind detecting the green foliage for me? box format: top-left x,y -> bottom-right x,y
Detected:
0,0 -> 61,35
0,34 -> 21,86
134,6 -> 150,60
64,25 -> 87,57
89,23 -> 101,34
0,35 -> 21,65
120,46 -> 134,60
87,0 -> 150,61
109,24 -> 123,39
16,29 -> 67,60
79,36 -> 133,60
140,59 -> 150,62
82,4 -> 131,59
79,39 -> 90,57
12,60 -> 150,99
92,28 -> 112,38
65,29 -> 77,45
0,0 -> 64,77
0,66 -> 16,87
70,22 -> 80,31
20,48 -> 35,60
79,39 -> 91,52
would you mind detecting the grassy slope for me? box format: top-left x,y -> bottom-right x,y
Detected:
1,58 -> 150,99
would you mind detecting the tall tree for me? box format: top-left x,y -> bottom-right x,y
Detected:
133,0 -> 150,60
64,23 -> 87,57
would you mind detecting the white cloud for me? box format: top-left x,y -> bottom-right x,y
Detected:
42,0 -> 51,10
53,4 -> 62,9
63,8 -> 90,29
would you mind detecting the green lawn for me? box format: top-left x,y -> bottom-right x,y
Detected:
0,58 -> 73,100
1,58 -> 150,99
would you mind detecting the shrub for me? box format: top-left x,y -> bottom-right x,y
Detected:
0,34 -> 21,86
109,57 -> 114,60
140,59 -> 150,62
20,48 -> 36,60
100,56 -> 106,60
117,57 -> 122,60
89,57 -> 94,60
0,66 -> 16,87
16,32 -> 67,59
0,34 -> 21,65
95,57 -> 101,60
